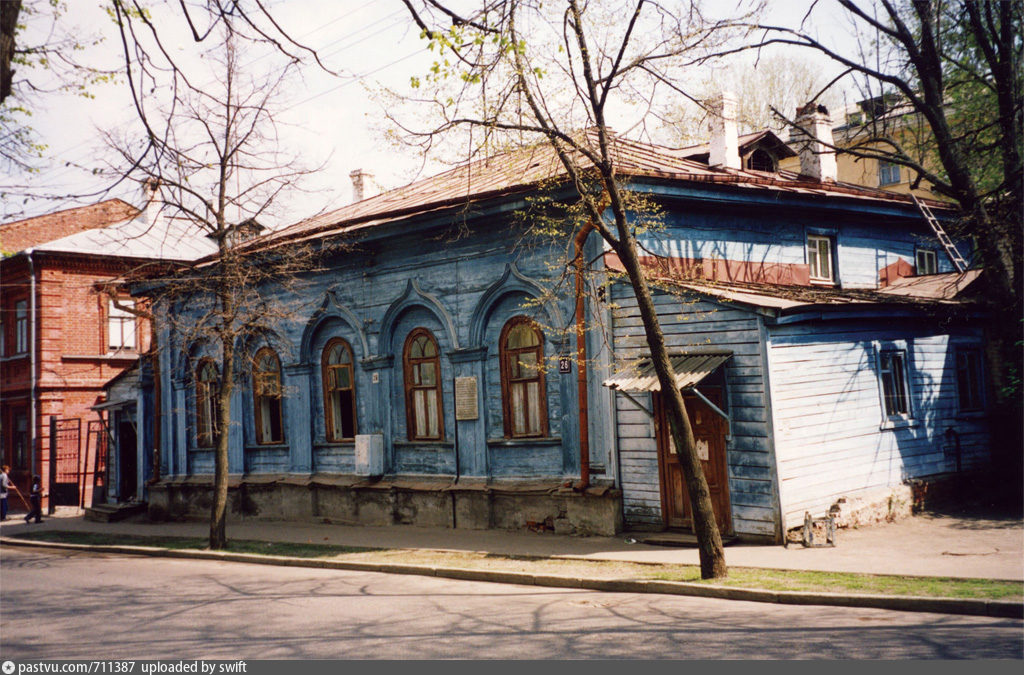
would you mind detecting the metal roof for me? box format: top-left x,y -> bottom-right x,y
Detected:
255,129 -> 952,250
603,352 -> 732,392
30,212 -> 217,262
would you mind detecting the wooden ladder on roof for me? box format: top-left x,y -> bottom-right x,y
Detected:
910,193 -> 968,273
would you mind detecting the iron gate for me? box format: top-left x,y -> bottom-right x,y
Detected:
86,420 -> 108,507
49,417 -> 81,508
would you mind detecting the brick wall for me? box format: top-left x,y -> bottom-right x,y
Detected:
1,252 -> 151,509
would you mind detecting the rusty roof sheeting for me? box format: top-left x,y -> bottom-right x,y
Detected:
654,271 -> 983,312
603,352 -> 732,392
258,130 -> 953,249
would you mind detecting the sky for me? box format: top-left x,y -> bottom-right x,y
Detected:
1,0 -> 860,225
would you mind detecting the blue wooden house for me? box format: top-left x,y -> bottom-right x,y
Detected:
146,112 -> 991,543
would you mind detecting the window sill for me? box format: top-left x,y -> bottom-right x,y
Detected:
808,278 -> 837,287
63,353 -> 137,362
246,444 -> 289,452
879,417 -> 919,431
393,440 -> 454,449
487,437 -> 562,447
0,353 -> 28,363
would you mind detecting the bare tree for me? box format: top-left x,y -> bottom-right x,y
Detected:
744,0 -> 1023,494
108,1 -> 333,549
658,53 -> 846,145
395,0 -> 767,579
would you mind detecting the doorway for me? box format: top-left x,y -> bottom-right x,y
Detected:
654,388 -> 732,534
117,414 -> 137,502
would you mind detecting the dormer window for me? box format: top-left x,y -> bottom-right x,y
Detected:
206,218 -> 265,248
746,148 -> 776,172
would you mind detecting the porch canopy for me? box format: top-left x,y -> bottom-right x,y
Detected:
602,352 -> 731,392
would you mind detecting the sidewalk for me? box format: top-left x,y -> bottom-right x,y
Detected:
2,504 -> 1022,581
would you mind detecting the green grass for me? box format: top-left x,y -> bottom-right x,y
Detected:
7,530 -> 1022,601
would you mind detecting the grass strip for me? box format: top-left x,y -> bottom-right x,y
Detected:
7,530 -> 1022,601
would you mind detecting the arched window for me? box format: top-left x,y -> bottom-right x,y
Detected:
500,317 -> 548,438
195,358 -> 219,448
252,348 -> 283,445
322,338 -> 357,441
746,148 -> 776,173
403,328 -> 443,441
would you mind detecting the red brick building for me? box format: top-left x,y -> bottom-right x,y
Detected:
1,199 -> 212,510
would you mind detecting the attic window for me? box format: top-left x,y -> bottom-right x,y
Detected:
746,149 -> 776,172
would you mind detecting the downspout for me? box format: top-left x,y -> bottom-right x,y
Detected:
573,223 -> 595,490
26,249 -> 37,480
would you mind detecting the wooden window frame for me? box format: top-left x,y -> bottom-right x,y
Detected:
107,298 -> 137,352
195,358 -> 220,448
878,160 -> 901,186
806,234 -> 835,284
253,346 -> 286,446
499,316 -> 549,438
878,349 -> 910,418
403,328 -> 444,442
745,148 -> 776,173
322,338 -> 357,442
955,348 -> 985,413
915,249 -> 938,276
14,300 -> 28,354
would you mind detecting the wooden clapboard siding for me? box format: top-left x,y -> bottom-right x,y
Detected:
767,322 -> 990,531
610,284 -> 778,536
637,206 -> 962,289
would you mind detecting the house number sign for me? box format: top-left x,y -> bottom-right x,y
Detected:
558,356 -> 572,374
455,376 -> 479,420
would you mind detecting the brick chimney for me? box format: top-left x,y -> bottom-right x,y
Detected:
791,103 -> 837,182
143,178 -> 161,226
706,92 -> 741,170
350,169 -> 375,203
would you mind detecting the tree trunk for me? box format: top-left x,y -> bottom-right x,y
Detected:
612,235 -> 727,579
209,328 -> 234,550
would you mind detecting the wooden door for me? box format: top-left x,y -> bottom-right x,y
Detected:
655,389 -> 732,534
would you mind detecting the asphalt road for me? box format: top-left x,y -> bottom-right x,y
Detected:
1,548 -> 1021,660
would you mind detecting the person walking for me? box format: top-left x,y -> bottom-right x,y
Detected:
0,465 -> 10,521
24,475 -> 43,524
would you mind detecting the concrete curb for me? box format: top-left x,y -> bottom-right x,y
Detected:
3,536 -> 1021,619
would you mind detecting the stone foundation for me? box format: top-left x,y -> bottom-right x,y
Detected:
147,474 -> 623,536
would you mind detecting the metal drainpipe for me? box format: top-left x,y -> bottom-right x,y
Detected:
573,223 -> 595,491
26,249 -> 37,480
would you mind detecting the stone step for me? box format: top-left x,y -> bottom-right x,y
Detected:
84,502 -> 148,523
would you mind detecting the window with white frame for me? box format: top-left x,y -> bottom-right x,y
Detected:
108,300 -> 136,350
878,161 -> 901,186
806,234 -> 835,283
956,349 -> 985,412
878,349 -> 910,417
915,249 -> 937,276
14,300 -> 27,354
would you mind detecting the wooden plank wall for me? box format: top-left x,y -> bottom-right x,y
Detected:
766,321 -> 990,531
610,285 -> 778,537
639,207 -> 965,290
162,219 -> 595,483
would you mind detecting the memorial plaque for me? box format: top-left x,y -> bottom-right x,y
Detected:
455,376 -> 479,420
